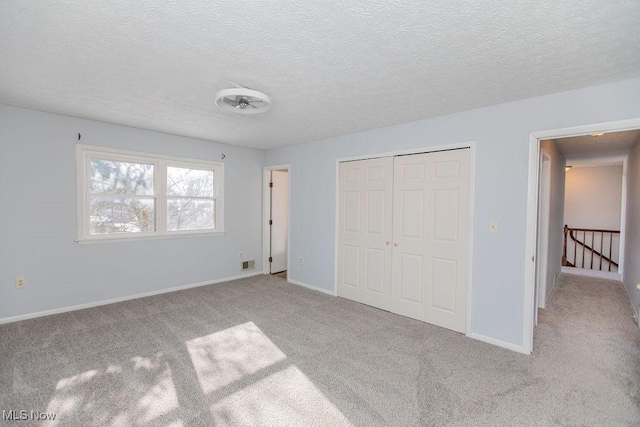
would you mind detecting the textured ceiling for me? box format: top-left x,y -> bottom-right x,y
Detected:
1,1 -> 640,150
554,129 -> 640,161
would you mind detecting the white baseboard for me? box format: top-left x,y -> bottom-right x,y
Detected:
544,274 -> 560,306
0,271 -> 263,325
468,332 -> 527,354
287,279 -> 337,296
561,266 -> 621,281
621,279 -> 640,327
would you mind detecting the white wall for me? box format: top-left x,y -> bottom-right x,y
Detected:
624,139 -> 640,322
0,105 -> 264,320
565,165 -> 623,230
264,77 -> 640,350
540,140 -> 566,304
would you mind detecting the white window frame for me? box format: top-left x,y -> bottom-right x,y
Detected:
76,144 -> 224,243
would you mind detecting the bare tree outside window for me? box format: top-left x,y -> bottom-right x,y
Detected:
166,167 -> 216,231
89,159 -> 155,234
78,146 -> 223,241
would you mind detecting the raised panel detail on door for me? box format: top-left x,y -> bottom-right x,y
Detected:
400,254 -> 423,302
338,157 -> 393,310
401,190 -> 425,238
344,192 -> 361,232
343,245 -> 360,287
345,169 -> 361,182
367,166 -> 386,181
365,248 -> 385,293
400,253 -> 424,305
433,189 -> 459,241
435,160 -> 460,178
367,191 -> 386,234
431,258 -> 457,312
402,163 -> 425,180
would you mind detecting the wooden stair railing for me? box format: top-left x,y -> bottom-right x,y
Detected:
562,225 -> 620,271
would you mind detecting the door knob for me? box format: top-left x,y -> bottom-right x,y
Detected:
386,241 -> 390,245
393,243 -> 398,247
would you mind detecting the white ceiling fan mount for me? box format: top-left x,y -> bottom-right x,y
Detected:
215,87 -> 271,115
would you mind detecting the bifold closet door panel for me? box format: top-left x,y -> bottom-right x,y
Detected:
391,149 -> 470,333
390,153 -> 430,321
423,149 -> 470,333
337,157 -> 393,310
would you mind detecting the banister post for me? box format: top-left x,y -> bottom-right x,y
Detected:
562,225 -> 568,266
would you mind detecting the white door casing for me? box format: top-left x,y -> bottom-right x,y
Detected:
337,157 -> 394,310
270,170 -> 289,274
535,153 -> 551,321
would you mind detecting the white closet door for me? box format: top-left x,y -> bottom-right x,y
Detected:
337,157 -> 393,310
391,149 -> 470,333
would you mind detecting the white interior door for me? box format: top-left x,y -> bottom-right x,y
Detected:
270,170 -> 288,274
391,149 -> 470,333
535,153 -> 551,321
337,157 -> 393,310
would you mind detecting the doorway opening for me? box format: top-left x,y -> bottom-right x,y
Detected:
263,165 -> 290,279
524,120 -> 640,354
561,156 -> 628,280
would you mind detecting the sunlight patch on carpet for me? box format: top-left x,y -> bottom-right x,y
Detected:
209,365 -> 353,426
186,321 -> 287,395
46,357 -> 179,425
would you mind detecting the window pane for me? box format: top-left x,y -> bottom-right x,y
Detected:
167,199 -> 215,231
89,196 -> 155,234
167,167 -> 214,197
90,159 -> 154,196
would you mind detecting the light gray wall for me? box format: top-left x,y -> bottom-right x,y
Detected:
264,77 -> 640,348
0,105 -> 264,319
565,165 -> 623,230
624,139 -> 640,322
540,140 -> 566,303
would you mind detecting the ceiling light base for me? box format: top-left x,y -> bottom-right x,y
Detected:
215,88 -> 271,115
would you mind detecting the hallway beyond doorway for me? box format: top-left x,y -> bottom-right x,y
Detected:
533,273 -> 639,422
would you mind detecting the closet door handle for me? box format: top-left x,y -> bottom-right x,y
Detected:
393,243 -> 398,247
385,241 -> 390,245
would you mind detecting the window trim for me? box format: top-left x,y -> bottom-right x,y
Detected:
76,144 -> 224,243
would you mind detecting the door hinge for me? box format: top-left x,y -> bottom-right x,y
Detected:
269,182 -> 273,188
269,220 -> 273,225
269,257 -> 273,262
532,256 -> 535,262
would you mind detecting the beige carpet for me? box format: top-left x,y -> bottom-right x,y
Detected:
272,271 -> 287,280
0,273 -> 638,426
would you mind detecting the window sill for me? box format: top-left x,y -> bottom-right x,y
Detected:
76,230 -> 225,244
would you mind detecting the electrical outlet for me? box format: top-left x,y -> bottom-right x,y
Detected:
299,257 -> 304,265
239,252 -> 244,259
489,220 -> 499,234
15,277 -> 26,289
